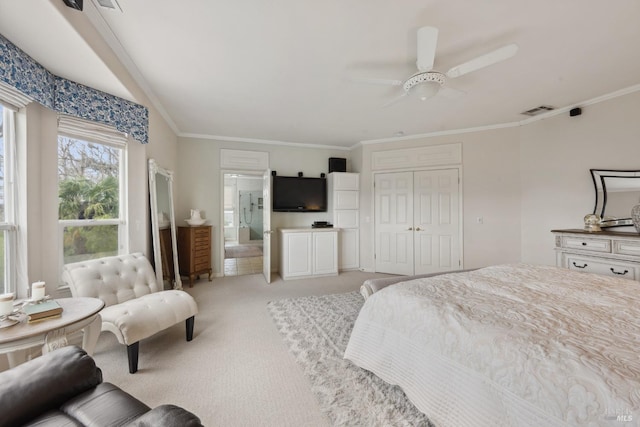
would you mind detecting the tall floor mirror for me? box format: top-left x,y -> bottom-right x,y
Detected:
148,159 -> 182,290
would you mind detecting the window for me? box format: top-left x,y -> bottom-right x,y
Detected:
0,104 -> 17,293
58,119 -> 127,265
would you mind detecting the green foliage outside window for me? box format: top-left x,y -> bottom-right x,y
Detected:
58,136 -> 121,263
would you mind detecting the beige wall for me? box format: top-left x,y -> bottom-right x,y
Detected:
358,127 -> 522,272
176,91 -> 640,279
175,137 -> 351,277
520,91 -> 640,265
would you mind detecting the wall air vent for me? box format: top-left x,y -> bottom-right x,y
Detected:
94,0 -> 122,11
521,105 -> 555,116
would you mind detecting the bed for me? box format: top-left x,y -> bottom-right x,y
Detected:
344,264 -> 639,426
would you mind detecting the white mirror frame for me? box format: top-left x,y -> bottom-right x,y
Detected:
149,158 -> 182,290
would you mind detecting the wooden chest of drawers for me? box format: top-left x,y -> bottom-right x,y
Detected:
177,225 -> 213,287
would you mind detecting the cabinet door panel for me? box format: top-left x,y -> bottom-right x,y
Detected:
313,232 -> 338,275
333,173 -> 359,190
284,233 -> 313,277
339,229 -> 359,270
335,210 -> 359,228
334,191 -> 359,209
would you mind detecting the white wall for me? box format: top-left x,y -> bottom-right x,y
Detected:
175,137 -> 351,276
358,127 -> 522,272
520,91 -> 640,265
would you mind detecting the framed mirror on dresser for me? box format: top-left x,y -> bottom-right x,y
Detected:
148,159 -> 183,290
590,169 -> 640,228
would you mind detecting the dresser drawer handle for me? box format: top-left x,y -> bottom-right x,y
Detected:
581,242 -> 587,246
610,268 -> 629,276
572,262 -> 588,269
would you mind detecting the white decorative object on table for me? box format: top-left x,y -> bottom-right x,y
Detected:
31,282 -> 46,301
632,204 -> 640,233
185,208 -> 206,226
583,213 -> 602,232
0,293 -> 14,317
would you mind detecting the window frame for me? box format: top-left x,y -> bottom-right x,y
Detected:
57,128 -> 128,268
0,104 -> 17,294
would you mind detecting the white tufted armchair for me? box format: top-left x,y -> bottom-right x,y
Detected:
62,253 -> 198,373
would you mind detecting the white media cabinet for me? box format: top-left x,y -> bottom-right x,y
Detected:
279,228 -> 338,280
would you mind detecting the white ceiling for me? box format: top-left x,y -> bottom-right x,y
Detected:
1,0 -> 640,148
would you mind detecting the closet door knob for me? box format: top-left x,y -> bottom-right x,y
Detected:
407,227 -> 413,231
415,227 -> 422,231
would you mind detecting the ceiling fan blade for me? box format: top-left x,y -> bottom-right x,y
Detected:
382,92 -> 409,108
416,26 -> 439,72
349,77 -> 404,86
446,43 -> 518,78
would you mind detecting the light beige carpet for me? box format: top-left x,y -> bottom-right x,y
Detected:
92,270 -> 391,427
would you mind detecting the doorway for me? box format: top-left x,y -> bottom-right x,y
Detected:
374,168 -> 462,275
223,173 -> 264,277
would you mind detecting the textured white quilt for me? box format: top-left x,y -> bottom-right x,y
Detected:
344,264 -> 640,427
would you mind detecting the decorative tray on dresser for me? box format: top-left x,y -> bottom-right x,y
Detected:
552,229 -> 640,281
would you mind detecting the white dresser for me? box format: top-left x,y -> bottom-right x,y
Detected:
552,229 -> 640,281
279,228 -> 338,280
328,172 -> 360,271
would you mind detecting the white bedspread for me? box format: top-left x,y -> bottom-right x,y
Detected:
344,264 -> 640,427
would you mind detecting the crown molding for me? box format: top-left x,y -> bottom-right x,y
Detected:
359,83 -> 640,147
178,132 -> 351,151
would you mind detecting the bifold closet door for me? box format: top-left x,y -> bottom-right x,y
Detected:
413,169 -> 460,274
375,169 -> 460,275
374,172 -> 414,275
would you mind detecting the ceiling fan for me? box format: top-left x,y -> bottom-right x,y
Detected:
358,26 -> 518,107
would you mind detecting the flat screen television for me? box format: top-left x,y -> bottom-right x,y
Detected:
272,176 -> 327,212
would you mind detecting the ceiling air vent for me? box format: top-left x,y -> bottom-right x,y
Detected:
520,105 -> 555,116
521,105 -> 555,116
94,0 -> 122,11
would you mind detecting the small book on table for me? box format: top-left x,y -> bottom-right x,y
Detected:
23,300 -> 64,322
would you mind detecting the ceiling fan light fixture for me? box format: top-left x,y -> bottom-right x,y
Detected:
403,71 -> 445,100
415,82 -> 441,101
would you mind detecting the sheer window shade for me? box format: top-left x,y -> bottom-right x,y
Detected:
58,115 -> 128,148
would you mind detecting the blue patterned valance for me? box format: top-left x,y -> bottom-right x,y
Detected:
55,78 -> 148,144
0,33 -> 148,144
0,34 -> 55,109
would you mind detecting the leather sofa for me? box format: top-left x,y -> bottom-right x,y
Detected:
0,345 -> 203,426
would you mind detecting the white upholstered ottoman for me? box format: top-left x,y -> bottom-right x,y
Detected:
62,253 -> 198,373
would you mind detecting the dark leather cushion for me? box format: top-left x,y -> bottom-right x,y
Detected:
60,382 -> 151,426
0,346 -> 102,427
24,409 -> 83,426
125,404 -> 204,427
